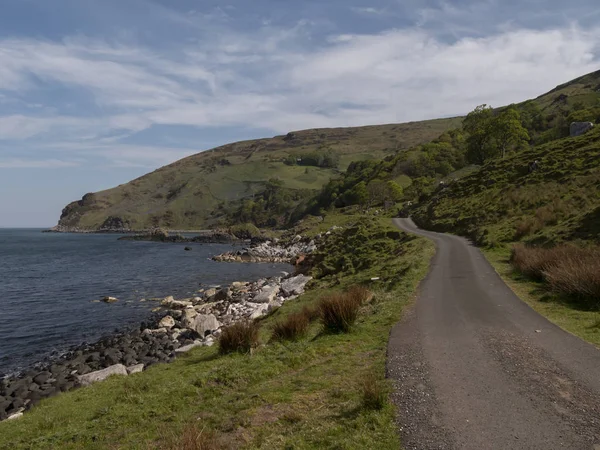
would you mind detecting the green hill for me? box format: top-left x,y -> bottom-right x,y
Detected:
56,119 -> 461,231
57,70 -> 600,231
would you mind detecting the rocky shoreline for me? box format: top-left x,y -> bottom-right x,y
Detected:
212,234 -> 319,264
0,238 -> 316,422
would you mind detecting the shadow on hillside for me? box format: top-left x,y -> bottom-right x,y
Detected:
572,207 -> 600,243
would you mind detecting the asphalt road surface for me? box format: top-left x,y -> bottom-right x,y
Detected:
387,218 -> 600,450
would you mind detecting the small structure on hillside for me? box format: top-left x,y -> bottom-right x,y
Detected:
570,122 -> 594,137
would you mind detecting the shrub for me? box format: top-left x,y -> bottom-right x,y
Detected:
301,305 -> 321,322
319,293 -> 360,333
271,312 -> 310,342
346,285 -> 372,306
510,243 -> 600,307
360,373 -> 387,411
218,321 -> 260,355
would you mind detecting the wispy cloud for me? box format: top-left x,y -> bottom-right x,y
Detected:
351,7 -> 387,16
0,158 -> 80,169
1,12 -> 600,170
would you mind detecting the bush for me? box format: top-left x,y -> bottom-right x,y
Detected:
319,293 -> 361,333
360,373 -> 387,411
346,285 -> 372,306
301,305 -> 321,322
218,321 -> 260,355
271,312 -> 310,342
510,244 -> 600,307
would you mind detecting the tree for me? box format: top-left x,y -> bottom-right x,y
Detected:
493,108 -> 530,158
386,181 -> 404,201
463,105 -> 496,164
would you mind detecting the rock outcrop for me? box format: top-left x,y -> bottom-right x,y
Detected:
570,121 -> 594,137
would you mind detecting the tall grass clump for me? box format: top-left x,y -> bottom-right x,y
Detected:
346,285 -> 372,306
218,321 -> 260,355
360,372 -> 387,411
319,293 -> 361,333
510,243 -> 600,307
271,312 -> 310,342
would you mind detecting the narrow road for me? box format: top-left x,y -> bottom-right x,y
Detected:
387,218 -> 600,450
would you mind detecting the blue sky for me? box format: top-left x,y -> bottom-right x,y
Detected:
1,0 -> 600,227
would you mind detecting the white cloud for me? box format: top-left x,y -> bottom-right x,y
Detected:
351,7 -> 387,15
0,23 -> 599,168
0,158 -> 80,168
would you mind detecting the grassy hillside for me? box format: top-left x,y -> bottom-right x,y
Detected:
58,118 -> 461,231
411,127 -> 600,247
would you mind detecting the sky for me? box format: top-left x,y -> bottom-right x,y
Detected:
1,0 -> 600,227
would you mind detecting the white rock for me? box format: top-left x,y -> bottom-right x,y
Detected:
142,328 -> 167,336
126,364 -> 144,374
253,285 -> 280,303
181,308 -> 198,328
159,315 -> 175,329
102,296 -> 118,303
175,341 -> 204,353
192,314 -> 220,337
281,275 -> 312,296
204,288 -> 217,298
161,296 -> 193,309
78,364 -> 128,386
249,303 -> 269,319
7,409 -> 24,421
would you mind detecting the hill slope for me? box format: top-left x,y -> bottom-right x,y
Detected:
411,126 -> 600,247
57,70 -> 600,231
57,118 -> 461,231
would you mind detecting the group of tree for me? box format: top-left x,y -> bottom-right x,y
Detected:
229,178 -> 312,227
283,150 -> 340,169
463,105 -> 530,164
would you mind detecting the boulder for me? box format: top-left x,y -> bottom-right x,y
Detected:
191,314 -> 220,337
204,288 -> 218,298
77,364 -> 128,387
231,281 -> 247,290
248,303 -> 269,319
159,315 -> 176,329
161,296 -> 193,309
126,364 -> 144,375
209,289 -> 231,302
570,121 -> 594,137
181,308 -> 198,328
281,275 -> 312,297
175,341 -> 204,354
102,296 -> 118,303
7,410 -> 24,421
253,285 -> 280,303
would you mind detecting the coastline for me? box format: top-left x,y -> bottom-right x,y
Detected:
0,234 -> 319,422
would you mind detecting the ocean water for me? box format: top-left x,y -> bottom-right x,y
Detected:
0,229 -> 291,375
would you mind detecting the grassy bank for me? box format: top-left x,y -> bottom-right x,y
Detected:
484,247 -> 600,348
0,217 -> 434,449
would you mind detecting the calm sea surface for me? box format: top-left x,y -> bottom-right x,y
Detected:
0,229 -> 290,375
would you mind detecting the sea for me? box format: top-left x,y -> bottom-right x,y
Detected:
0,229 -> 291,376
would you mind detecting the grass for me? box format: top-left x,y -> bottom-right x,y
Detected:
485,247 -> 600,348
0,218 -> 435,449
360,372 -> 388,411
218,321 -> 260,355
